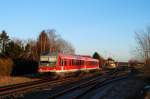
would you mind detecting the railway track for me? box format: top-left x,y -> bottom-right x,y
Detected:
0,76 -> 78,98
0,70 -> 104,98
0,69 -> 130,99
48,70 -> 129,99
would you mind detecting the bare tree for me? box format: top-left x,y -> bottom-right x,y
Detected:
56,38 -> 75,54
135,27 -> 150,64
37,31 -> 50,54
47,29 -> 57,47
45,29 -> 75,54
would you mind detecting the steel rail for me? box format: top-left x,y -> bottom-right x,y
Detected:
48,70 -> 117,99
73,76 -> 128,99
0,77 -> 75,97
48,70 -> 128,99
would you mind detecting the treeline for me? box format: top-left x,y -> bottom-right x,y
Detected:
0,29 -> 75,76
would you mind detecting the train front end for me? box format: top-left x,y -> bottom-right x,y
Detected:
38,53 -> 58,73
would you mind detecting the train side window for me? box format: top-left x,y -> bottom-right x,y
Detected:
77,60 -> 79,66
75,60 -> 78,66
83,60 -> 85,65
79,60 -> 81,66
86,61 -> 88,66
61,59 -> 63,66
72,59 -> 73,66
64,59 -> 67,66
73,60 -> 76,66
66,59 -> 69,66
82,61 -> 84,66
76,60 -> 77,66
76,60 -> 78,66
69,60 -> 72,66
72,60 -> 73,66
81,60 -> 83,66
73,59 -> 75,66
74,60 -> 76,65
66,59 -> 68,66
78,60 -> 80,66
81,60 -> 82,66
59,58 -> 61,65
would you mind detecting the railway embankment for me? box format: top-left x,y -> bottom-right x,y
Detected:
0,76 -> 39,87
71,70 -> 148,99
135,66 -> 150,99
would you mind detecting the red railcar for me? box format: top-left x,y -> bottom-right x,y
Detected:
38,52 -> 100,73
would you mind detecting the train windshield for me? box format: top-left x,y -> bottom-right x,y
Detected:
40,56 -> 57,66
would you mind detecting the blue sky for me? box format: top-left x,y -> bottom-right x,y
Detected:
0,0 -> 150,61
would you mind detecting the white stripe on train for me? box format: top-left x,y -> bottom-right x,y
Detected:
39,67 -> 100,73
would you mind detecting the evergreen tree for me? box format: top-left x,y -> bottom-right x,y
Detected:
0,30 -> 10,53
5,41 -> 24,59
93,52 -> 101,59
93,52 -> 105,66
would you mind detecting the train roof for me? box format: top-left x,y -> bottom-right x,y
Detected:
58,53 -> 98,61
41,52 -> 98,61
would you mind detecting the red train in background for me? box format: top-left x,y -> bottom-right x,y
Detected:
38,52 -> 100,73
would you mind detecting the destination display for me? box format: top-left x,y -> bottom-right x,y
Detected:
40,56 -> 49,61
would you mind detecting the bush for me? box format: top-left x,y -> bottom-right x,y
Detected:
143,64 -> 150,77
0,57 -> 13,76
12,58 -> 38,76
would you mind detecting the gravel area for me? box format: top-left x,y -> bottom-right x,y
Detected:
82,75 -> 147,99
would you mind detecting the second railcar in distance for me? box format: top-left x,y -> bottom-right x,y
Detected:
38,52 -> 100,73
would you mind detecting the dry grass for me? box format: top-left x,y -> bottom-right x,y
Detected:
0,76 -> 39,87
0,57 -> 13,76
139,66 -> 150,78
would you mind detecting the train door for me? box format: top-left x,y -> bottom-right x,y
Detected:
60,58 -> 64,71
